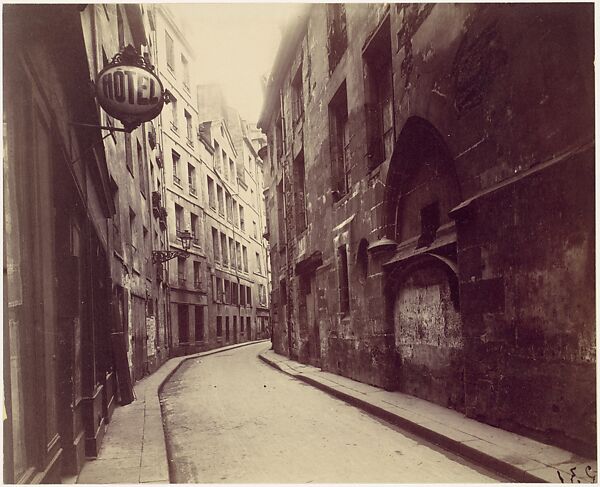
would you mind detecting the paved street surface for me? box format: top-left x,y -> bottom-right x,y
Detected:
161,342 -> 504,483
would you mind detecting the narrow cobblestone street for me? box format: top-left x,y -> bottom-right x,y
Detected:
160,342 -> 504,483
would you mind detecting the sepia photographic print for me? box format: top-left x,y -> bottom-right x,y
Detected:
2,1 -> 596,484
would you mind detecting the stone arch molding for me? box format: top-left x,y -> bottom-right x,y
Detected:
383,116 -> 462,243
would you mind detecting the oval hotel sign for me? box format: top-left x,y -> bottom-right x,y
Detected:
95,46 -> 165,127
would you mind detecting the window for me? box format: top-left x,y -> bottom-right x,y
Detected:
190,213 -> 199,244
240,285 -> 246,306
364,16 -> 393,169
129,207 -> 137,251
220,232 -> 228,266
229,158 -> 235,182
232,282 -> 238,305
338,245 -> 350,314
177,257 -> 186,286
172,150 -> 181,185
214,141 -> 221,172
275,115 -> 284,163
215,277 -> 223,302
357,238 -> 369,285
222,150 -> 228,180
277,180 -> 286,246
259,284 -> 267,305
225,193 -> 232,222
239,205 -> 245,232
216,316 -> 222,337
293,150 -> 307,233
236,242 -> 242,271
217,185 -> 224,215
143,226 -> 149,273
256,252 -> 262,274
233,316 -> 238,341
185,110 -> 193,145
174,203 -> 183,234
137,140 -> 146,197
181,54 -> 190,89
188,163 -> 196,196
225,317 -> 230,341
418,201 -> 440,248
233,202 -> 239,228
327,3 -> 347,72
247,286 -> 252,306
195,305 -> 204,341
247,316 -> 251,336
170,96 -> 178,131
228,237 -> 235,268
125,132 -> 133,175
212,227 -> 220,262
207,176 -> 216,209
224,279 -> 231,304
178,304 -> 189,343
166,31 -> 175,70
242,246 -> 248,273
194,261 -> 201,289
292,64 -> 304,122
329,82 -> 349,200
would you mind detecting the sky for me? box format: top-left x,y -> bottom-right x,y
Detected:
170,3 -> 305,123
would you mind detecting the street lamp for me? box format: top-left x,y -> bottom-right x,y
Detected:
152,229 -> 194,264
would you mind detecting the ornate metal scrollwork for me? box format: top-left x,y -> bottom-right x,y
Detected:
107,44 -> 156,72
151,249 -> 189,264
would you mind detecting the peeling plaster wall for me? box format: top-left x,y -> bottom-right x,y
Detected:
393,265 -> 464,411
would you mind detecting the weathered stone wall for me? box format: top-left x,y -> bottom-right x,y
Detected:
456,148 -> 595,455
261,2 -> 595,452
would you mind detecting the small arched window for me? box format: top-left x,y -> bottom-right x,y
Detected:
356,238 -> 369,284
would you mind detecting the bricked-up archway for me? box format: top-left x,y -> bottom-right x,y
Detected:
385,255 -> 464,411
382,117 -> 466,410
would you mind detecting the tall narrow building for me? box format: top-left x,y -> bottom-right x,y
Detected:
150,5 -> 209,354
198,85 -> 271,346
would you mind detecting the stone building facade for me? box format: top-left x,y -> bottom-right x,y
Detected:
197,85 -> 271,348
150,5 -> 210,355
151,7 -> 271,354
259,3 -> 595,456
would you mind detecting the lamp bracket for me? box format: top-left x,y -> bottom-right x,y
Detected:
152,249 -> 189,265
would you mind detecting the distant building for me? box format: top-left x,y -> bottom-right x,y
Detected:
151,5 -> 209,354
259,4 -> 595,456
197,85 -> 271,347
152,6 -> 271,352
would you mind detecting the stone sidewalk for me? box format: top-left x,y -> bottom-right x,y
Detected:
259,349 -> 597,484
75,340 -> 269,484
